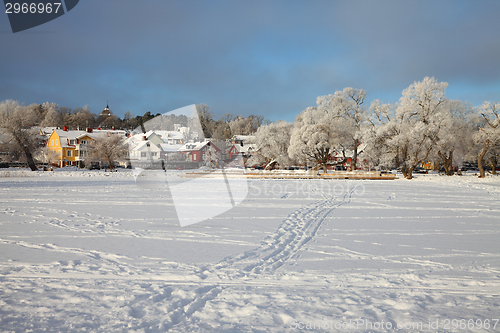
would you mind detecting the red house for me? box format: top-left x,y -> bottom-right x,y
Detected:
178,141 -> 221,163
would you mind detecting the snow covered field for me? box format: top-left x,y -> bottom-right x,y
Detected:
0,170 -> 499,332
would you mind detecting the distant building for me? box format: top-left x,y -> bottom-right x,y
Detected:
228,135 -> 256,160
100,104 -> 112,116
231,135 -> 254,147
129,140 -> 162,161
228,143 -> 255,159
178,140 -> 221,163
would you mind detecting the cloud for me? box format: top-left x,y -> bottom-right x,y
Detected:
1,0 -> 499,120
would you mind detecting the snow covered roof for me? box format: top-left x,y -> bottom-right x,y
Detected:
38,127 -> 58,136
149,130 -> 187,141
142,130 -> 163,139
127,134 -> 144,144
52,130 -> 90,147
128,130 -> 185,144
132,140 -> 161,152
54,129 -> 89,140
53,129 -> 126,140
158,143 -> 184,152
232,135 -> 255,142
232,143 -> 256,154
178,141 -> 209,151
92,129 -> 127,136
52,129 -> 126,148
177,140 -> 222,152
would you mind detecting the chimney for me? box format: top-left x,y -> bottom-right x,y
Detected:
112,126 -> 115,130
86,128 -> 93,133
97,127 -> 101,130
142,136 -> 147,141
63,126 -> 68,131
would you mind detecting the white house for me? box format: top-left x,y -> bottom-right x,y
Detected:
129,140 -> 162,161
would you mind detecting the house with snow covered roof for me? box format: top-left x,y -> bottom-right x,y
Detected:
163,131 -> 185,145
128,130 -> 185,147
228,135 -> 256,159
329,143 -> 367,170
137,131 -> 165,146
231,135 -> 255,146
157,141 -> 183,151
228,143 -> 256,159
47,129 -> 93,167
177,140 -> 221,164
128,140 -> 162,161
47,128 -> 127,167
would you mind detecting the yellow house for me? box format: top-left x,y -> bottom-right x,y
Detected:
47,129 -> 96,167
46,128 -> 128,167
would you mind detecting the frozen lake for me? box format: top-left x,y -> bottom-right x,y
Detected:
0,170 -> 499,332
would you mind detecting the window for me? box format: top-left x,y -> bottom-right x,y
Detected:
55,139 -> 59,145
50,140 -> 54,146
141,152 -> 147,158
69,139 -> 76,145
81,140 -> 87,145
75,151 -> 79,157
80,151 -> 86,158
152,152 -> 157,157
67,150 -> 72,157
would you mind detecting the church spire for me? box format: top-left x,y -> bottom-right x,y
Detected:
101,101 -> 111,116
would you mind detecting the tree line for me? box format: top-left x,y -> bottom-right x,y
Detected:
248,77 -> 499,179
0,100 -> 266,170
1,78 -> 499,178
196,103 -> 266,140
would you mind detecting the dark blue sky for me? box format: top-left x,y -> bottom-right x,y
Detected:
1,0 -> 499,122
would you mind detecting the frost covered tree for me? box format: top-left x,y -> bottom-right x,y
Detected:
316,88 -> 367,170
365,77 -> 448,179
229,115 -> 246,136
46,105 -> 97,130
101,114 -> 122,129
0,100 -> 41,171
474,101 -> 500,178
123,111 -> 138,129
289,106 -> 351,172
229,115 -> 264,135
484,144 -> 500,175
431,100 -> 475,175
195,103 -> 264,139
74,106 -> 97,129
247,120 -> 293,170
212,120 -> 232,140
203,143 -> 219,168
196,104 -> 231,140
362,99 -> 408,172
40,102 -> 63,127
88,134 -> 128,171
196,104 -> 216,138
